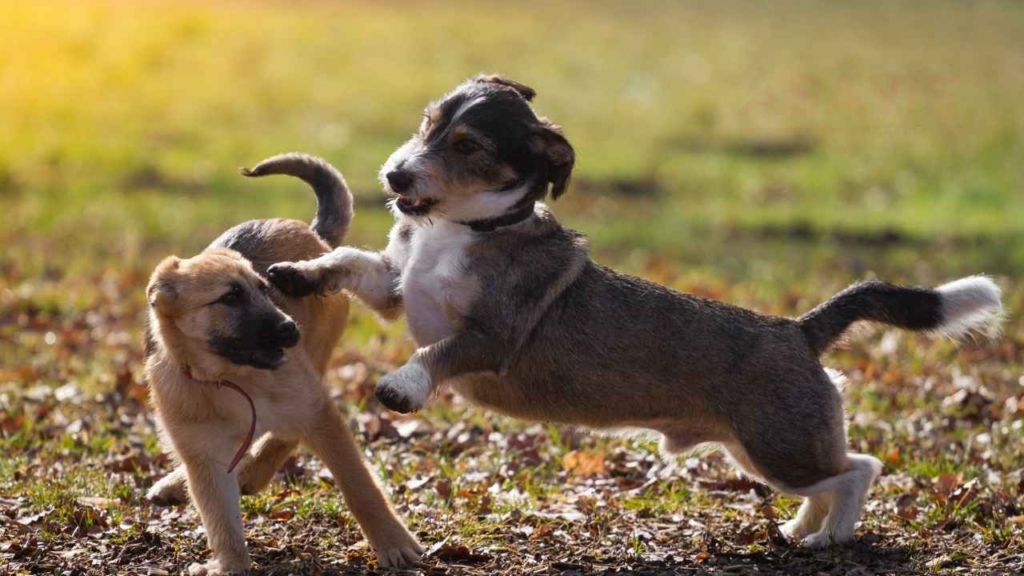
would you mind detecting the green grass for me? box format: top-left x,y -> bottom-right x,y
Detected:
1,1 -> 1023,574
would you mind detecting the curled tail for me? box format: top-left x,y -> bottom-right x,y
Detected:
241,153 -> 353,248
799,276 -> 1003,355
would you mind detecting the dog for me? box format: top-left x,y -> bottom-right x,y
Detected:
266,76 -> 1005,548
144,153 -> 422,574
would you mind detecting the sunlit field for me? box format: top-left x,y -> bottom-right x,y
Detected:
1,1 -> 1022,574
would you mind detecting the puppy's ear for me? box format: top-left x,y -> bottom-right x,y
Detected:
147,256 -> 182,316
532,119 -> 575,200
475,74 -> 536,102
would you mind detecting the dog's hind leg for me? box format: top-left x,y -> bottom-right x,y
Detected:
147,465 -> 189,505
238,435 -> 299,495
147,435 -> 299,505
787,453 -> 882,547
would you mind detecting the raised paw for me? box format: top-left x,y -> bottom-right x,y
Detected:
267,262 -> 332,297
375,363 -> 431,414
146,472 -> 189,505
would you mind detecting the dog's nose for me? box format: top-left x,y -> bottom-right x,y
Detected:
386,170 -> 413,193
276,319 -> 300,347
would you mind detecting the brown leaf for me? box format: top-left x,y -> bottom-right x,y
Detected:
562,449 -> 607,477
434,544 -> 491,565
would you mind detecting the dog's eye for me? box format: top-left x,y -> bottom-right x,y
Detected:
215,285 -> 244,306
453,139 -> 481,154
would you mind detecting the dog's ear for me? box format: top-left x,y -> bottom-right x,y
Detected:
475,74 -> 536,102
532,119 -> 575,200
147,256 -> 182,316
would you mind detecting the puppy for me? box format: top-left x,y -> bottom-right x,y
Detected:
267,77 -> 1005,548
144,153 -> 422,574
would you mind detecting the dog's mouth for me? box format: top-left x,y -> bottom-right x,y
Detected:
246,347 -> 287,370
394,194 -> 438,216
217,346 -> 287,370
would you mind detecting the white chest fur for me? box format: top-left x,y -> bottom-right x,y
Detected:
400,220 -> 478,346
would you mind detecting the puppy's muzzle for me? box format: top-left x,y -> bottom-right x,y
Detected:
275,319 -> 301,348
385,169 -> 414,193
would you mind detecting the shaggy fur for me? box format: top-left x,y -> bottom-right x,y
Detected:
268,77 -> 1005,548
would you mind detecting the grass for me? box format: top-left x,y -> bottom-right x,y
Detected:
1,0 -> 1023,574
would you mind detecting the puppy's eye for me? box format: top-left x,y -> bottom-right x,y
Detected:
215,285 -> 244,306
453,139 -> 481,154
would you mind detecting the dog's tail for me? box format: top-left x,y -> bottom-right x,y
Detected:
798,276 -> 1003,355
241,153 -> 353,248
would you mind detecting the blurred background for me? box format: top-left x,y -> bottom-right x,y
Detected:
2,0 -> 1022,283
1,2 -> 1022,573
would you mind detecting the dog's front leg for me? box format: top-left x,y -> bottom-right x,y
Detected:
303,403 -> 423,568
376,331 -> 502,413
181,460 -> 248,575
270,247 -> 404,319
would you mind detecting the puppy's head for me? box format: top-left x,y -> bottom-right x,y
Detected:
147,249 -> 300,371
380,74 -> 575,222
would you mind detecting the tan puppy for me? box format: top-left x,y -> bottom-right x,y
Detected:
144,154 -> 422,574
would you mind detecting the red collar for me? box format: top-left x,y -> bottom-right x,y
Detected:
182,366 -> 256,474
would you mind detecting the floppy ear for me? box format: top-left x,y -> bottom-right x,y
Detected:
475,74 -> 536,102
147,256 -> 182,316
533,119 -> 575,200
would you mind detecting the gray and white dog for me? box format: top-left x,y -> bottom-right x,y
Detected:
268,75 -> 1004,547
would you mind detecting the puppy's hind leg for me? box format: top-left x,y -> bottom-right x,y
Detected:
147,465 -> 189,505
780,494 -> 831,541
238,434 -> 299,496
793,454 -> 882,548
147,435 -> 299,505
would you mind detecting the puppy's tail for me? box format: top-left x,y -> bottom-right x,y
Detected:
241,153 -> 353,248
798,276 -> 1003,355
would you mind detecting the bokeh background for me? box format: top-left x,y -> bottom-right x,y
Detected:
1,1 -> 1022,574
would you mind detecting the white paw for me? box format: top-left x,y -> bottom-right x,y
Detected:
779,519 -> 805,540
188,557 -> 249,575
375,362 -> 431,414
147,474 -> 188,505
800,531 -> 835,549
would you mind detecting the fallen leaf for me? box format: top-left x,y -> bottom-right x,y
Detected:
562,449 -> 607,477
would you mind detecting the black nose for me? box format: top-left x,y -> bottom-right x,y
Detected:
386,170 -> 413,193
276,320 -> 300,347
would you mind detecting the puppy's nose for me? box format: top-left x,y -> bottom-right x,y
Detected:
276,319 -> 300,347
386,170 -> 413,193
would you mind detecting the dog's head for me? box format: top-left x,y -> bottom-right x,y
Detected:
146,249 -> 300,371
380,74 -> 575,222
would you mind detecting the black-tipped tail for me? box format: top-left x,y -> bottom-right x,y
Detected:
798,276 -> 1002,355
241,153 -> 353,248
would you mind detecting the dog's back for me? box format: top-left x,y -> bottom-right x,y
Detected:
211,153 -> 354,372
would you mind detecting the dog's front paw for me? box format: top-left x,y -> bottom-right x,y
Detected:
267,262 -> 334,297
146,472 -> 188,505
375,363 -> 431,414
188,557 -> 249,576
372,528 -> 425,568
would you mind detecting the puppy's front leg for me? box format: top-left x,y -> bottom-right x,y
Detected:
181,454 -> 248,575
303,403 -> 422,568
269,223 -> 411,319
376,331 -> 502,413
